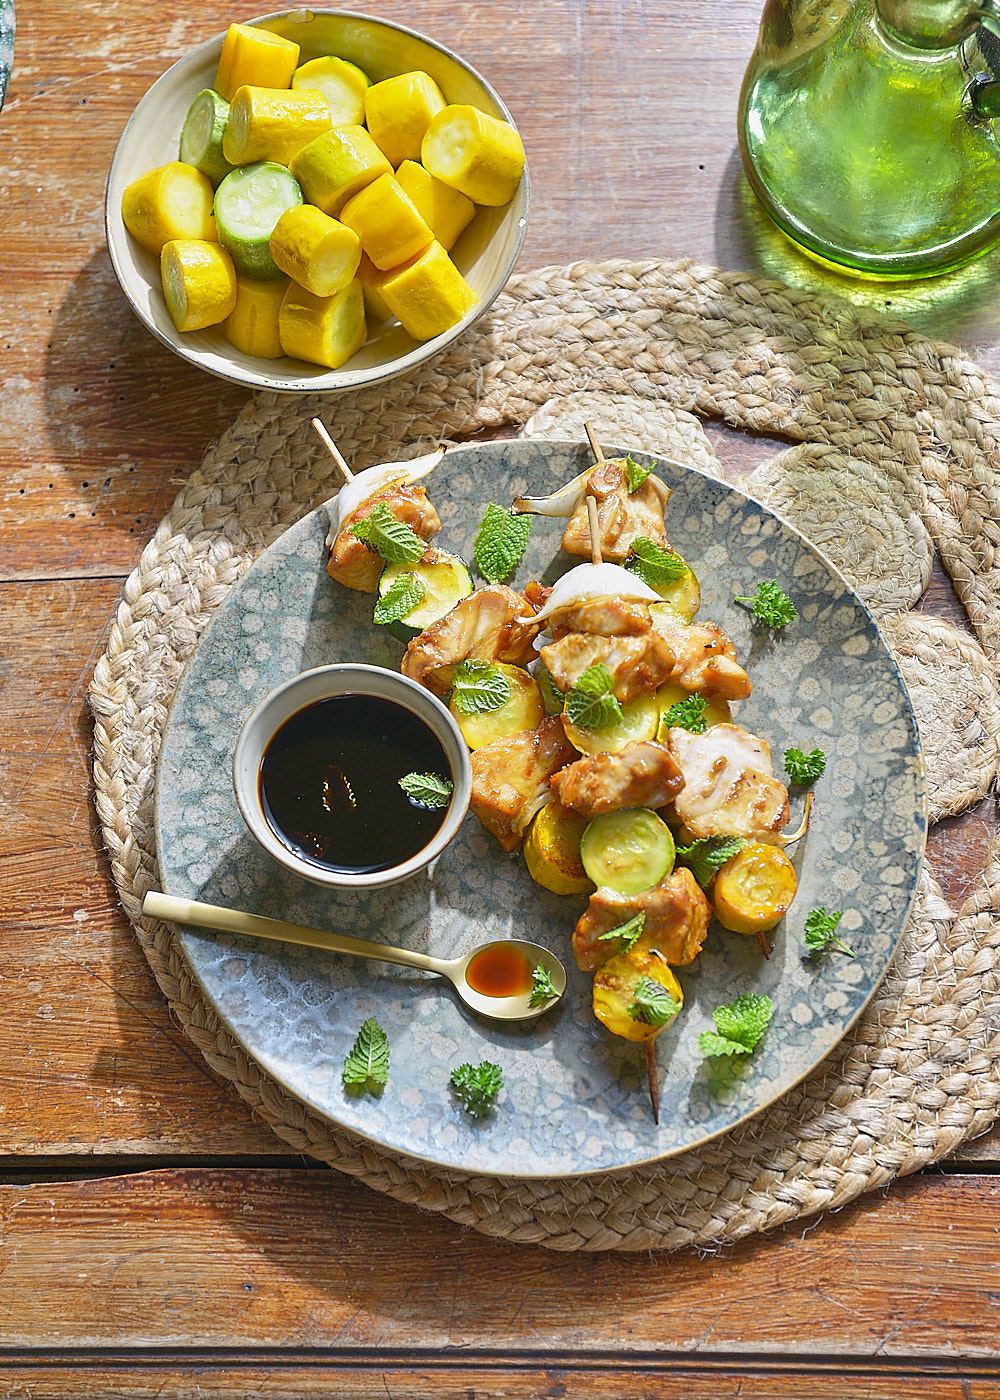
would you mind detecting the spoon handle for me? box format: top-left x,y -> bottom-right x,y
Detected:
142,891 -> 448,976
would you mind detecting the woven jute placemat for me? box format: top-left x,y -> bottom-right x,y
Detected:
90,258 -> 1000,1251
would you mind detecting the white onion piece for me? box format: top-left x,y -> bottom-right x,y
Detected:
330,448 -> 445,537
512,469 -> 671,518
532,563 -> 660,621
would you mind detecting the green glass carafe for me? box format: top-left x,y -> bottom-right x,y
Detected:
739,0 -> 1000,276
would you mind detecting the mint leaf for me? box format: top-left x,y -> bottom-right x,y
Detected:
628,975 -> 682,1027
398,771 -> 453,809
625,536 -> 689,588
451,1060 -> 503,1117
474,503 -> 532,583
343,1018 -> 390,1092
699,993 -> 773,1056
597,911 -> 646,953
624,454 -> 655,493
564,663 -> 623,731
351,502 -> 424,566
451,658 -> 512,716
675,835 -> 744,888
373,572 -> 424,625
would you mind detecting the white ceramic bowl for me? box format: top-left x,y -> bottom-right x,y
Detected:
232,663 -> 472,891
106,9 -> 529,392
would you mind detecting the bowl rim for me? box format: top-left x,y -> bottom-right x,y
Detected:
105,7 -> 530,394
232,661 -> 473,890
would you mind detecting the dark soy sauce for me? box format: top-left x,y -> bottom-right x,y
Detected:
259,694 -> 451,874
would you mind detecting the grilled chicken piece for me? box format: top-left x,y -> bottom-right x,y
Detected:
469,717 -> 578,853
667,722 -> 790,842
654,620 -> 752,701
572,867 -> 711,971
401,585 -> 542,696
540,630 -> 676,704
562,459 -> 670,562
327,483 -> 441,592
551,739 -> 684,820
547,595 -> 653,639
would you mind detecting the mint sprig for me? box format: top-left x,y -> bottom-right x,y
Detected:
625,536 -> 689,588
675,835 -> 743,888
351,502 -> 424,565
342,1018 -> 390,1093
699,993 -> 773,1057
624,454 -> 656,493
474,503 -> 532,583
597,911 -> 646,953
451,658 -> 512,716
373,572 -> 424,625
628,975 -> 682,1028
564,662 -> 623,731
398,771 -> 453,809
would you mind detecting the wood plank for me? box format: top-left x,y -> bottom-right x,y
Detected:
1,1167 -> 999,1359
0,1360 -> 994,1399
0,578 -> 282,1153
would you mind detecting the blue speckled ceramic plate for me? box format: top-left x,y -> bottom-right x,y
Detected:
0,0 -> 14,112
154,440 -> 927,1178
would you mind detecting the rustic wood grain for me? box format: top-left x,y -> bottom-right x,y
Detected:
4,0 -> 1000,1378
1,1167 -> 1000,1366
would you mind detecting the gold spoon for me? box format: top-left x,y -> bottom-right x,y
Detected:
142,891 -> 566,1023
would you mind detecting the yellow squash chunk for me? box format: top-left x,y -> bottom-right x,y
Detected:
121,161 -> 217,255
364,70 -> 446,167
292,54 -> 370,126
339,172 -> 434,270
421,104 -> 525,206
357,252 -> 392,322
368,239 -> 477,341
214,23 -> 300,102
278,278 -> 366,369
395,160 -> 475,251
289,126 -> 392,216
593,947 -> 682,1044
449,663 -> 545,751
160,239 -> 237,332
713,842 -> 798,937
655,682 -> 731,742
223,273 -> 289,357
523,802 -> 593,896
563,690 -> 659,756
269,204 -> 361,297
223,85 -> 333,167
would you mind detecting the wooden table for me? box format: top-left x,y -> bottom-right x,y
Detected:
4,0 -> 1000,1392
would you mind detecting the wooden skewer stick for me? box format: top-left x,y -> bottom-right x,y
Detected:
583,419 -> 605,465
312,417 -> 354,482
586,495 -> 603,567
645,1040 -> 660,1125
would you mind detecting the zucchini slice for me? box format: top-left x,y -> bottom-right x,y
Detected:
377,550 -> 472,641
580,807 -> 675,895
179,88 -> 234,187
214,161 -> 303,280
